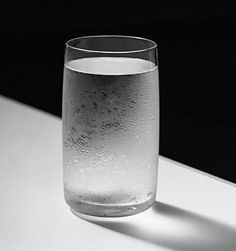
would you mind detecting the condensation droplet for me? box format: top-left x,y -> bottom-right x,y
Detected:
74,158 -> 79,164
120,154 -> 127,159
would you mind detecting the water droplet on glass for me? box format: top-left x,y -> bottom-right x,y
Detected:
147,192 -> 153,198
74,158 -> 79,164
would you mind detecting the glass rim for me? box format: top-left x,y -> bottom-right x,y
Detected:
65,35 -> 157,54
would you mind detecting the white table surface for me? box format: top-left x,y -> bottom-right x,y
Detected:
0,95 -> 236,251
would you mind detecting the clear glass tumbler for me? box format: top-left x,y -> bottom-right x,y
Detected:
62,35 -> 159,217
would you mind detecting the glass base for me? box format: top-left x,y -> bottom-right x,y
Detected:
68,197 -> 155,218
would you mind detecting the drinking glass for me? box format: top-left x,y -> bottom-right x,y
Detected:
62,35 -> 159,217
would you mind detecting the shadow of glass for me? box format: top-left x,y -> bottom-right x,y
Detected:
80,201 -> 236,251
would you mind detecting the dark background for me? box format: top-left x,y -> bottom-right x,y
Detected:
1,1 -> 236,183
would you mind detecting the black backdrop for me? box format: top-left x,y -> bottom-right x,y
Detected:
1,1 -> 236,183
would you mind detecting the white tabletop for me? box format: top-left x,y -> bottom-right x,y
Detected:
0,95 -> 235,251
